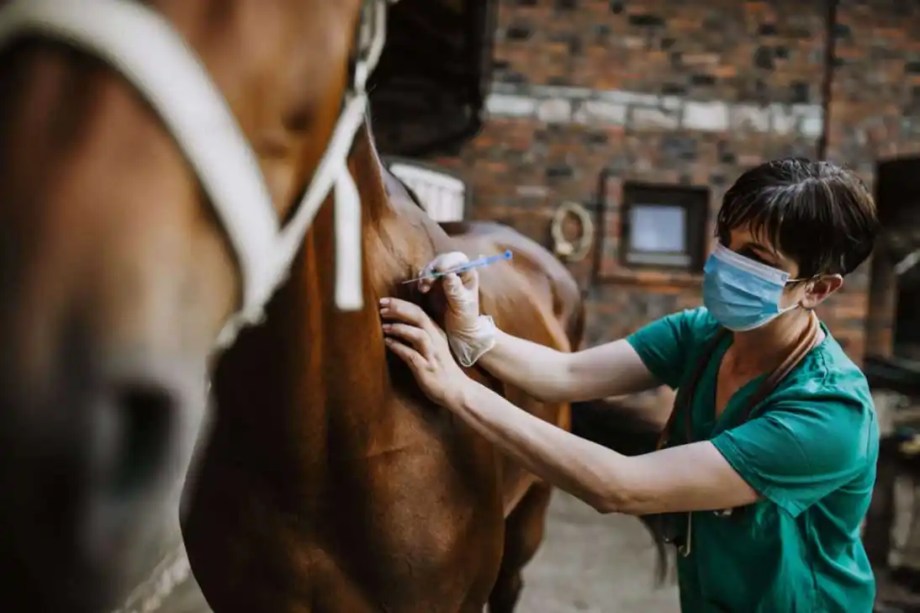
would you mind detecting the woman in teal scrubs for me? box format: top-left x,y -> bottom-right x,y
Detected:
379,158 -> 880,612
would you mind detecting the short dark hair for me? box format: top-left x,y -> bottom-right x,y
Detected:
716,158 -> 879,277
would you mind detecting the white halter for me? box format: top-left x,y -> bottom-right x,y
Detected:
0,0 -> 394,349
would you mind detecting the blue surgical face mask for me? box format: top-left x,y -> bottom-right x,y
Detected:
702,244 -> 804,332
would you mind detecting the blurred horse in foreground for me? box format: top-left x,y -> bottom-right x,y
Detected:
0,0 -> 392,608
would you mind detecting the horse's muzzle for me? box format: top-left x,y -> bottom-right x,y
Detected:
0,352 -> 207,612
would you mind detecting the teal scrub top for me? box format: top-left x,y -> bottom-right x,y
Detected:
626,307 -> 878,613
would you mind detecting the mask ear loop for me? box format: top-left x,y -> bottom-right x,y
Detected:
783,275 -> 820,312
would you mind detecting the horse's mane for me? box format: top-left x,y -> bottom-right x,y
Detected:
361,108 -> 427,212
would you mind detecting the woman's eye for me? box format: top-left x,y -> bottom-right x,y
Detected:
740,249 -> 776,268
737,247 -> 760,261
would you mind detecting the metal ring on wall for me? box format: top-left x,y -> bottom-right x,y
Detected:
551,201 -> 595,263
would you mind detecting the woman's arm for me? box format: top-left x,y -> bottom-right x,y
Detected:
413,252 -> 660,403
457,382 -> 759,515
477,331 -> 660,403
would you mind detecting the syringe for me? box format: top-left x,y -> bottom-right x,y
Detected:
401,249 -> 513,285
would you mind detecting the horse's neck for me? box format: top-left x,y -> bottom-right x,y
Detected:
211,122 -> 441,462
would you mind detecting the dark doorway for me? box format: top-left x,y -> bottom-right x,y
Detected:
896,265 -> 920,359
871,159 -> 920,360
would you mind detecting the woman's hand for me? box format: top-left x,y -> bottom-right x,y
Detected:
416,252 -> 496,367
417,251 -> 481,321
379,297 -> 474,409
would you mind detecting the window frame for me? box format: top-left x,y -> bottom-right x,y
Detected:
619,183 -> 710,273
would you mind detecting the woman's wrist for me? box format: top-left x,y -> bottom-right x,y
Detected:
447,373 -> 480,414
448,314 -> 497,367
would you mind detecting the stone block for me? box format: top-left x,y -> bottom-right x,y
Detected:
729,104 -> 771,133
485,93 -> 536,118
631,106 -> 680,130
537,98 -> 573,123
573,99 -> 628,125
682,101 -> 729,132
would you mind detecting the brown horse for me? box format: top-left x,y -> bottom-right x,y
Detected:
0,0 -> 395,610
180,115 -> 584,612
0,0 -> 588,609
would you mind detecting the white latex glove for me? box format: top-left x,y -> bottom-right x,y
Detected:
418,252 -> 497,367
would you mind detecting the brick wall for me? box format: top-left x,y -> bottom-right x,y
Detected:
825,0 -> 920,359
384,0 -> 920,362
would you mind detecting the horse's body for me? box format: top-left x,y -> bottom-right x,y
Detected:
181,122 -> 584,612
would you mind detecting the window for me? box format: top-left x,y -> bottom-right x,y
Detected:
621,183 -> 709,271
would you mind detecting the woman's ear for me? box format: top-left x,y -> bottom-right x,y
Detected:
800,274 -> 844,309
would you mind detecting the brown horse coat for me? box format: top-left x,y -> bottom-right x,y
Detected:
181,121 -> 584,613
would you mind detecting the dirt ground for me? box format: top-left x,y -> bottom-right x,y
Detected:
146,488 -> 678,613
519,490 -> 679,613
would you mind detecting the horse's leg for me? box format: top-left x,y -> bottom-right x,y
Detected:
488,482 -> 554,613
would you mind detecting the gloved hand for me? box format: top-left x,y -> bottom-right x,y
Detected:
418,252 -> 497,367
